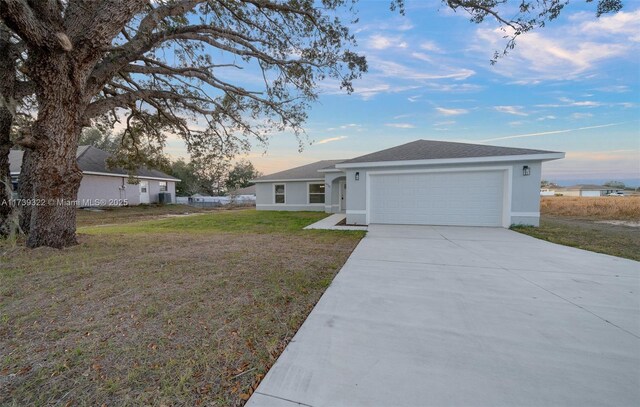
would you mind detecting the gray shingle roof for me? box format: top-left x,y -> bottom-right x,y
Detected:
341,139 -> 561,164
565,184 -> 612,190
9,146 -> 179,181
231,185 -> 256,195
254,159 -> 345,182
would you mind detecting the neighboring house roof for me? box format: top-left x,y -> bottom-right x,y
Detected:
9,146 -> 179,181
565,184 -> 616,190
231,185 -> 256,195
253,159 -> 345,182
339,139 -> 562,165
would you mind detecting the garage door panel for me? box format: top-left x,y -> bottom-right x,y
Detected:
369,171 -> 504,227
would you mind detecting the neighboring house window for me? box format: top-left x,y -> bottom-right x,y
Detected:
274,184 -> 285,204
159,181 -> 168,192
308,183 -> 325,204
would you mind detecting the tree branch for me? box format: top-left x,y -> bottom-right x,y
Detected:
0,0 -> 71,51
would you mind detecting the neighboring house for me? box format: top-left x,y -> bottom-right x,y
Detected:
540,188 -> 556,196
9,146 -> 179,206
560,184 -> 624,197
253,139 -> 565,227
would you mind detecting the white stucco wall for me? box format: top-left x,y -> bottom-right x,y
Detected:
77,174 -> 176,206
323,173 -> 346,213
255,180 -> 326,211
78,175 -> 138,206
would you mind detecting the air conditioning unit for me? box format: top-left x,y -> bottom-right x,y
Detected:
158,192 -> 172,204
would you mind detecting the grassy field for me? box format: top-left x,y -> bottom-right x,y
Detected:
539,195 -> 640,220
0,208 -> 364,406
513,196 -> 640,261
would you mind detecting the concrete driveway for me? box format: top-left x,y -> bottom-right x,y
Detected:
247,225 -> 640,407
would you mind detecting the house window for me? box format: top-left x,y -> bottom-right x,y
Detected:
159,181 -> 168,192
274,184 -> 285,204
308,183 -> 325,204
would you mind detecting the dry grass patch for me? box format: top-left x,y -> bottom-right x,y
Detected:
76,204 -> 226,227
540,196 -> 640,221
1,210 -> 363,406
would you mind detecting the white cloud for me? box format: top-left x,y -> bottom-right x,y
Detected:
367,34 -> 408,50
327,123 -> 363,131
411,52 -> 433,63
371,57 -> 475,81
320,80 -> 421,100
494,105 -> 528,116
477,122 -> 625,143
314,136 -> 348,145
397,21 -> 414,31
537,97 -> 602,108
595,85 -> 629,93
434,120 -> 456,126
561,97 -> 601,107
385,123 -> 416,129
420,40 -> 441,52
423,83 -> 483,93
537,115 -> 556,121
572,112 -> 593,119
436,107 -> 469,116
473,10 -> 640,81
579,9 -> 640,42
368,34 -> 393,50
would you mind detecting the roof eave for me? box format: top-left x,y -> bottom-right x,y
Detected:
335,152 -> 565,169
251,177 -> 325,183
317,168 -> 344,173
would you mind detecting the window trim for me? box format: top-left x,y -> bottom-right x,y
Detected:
307,182 -> 326,205
159,181 -> 168,192
274,183 -> 286,204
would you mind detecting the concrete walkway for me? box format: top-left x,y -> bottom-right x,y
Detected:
303,214 -> 368,231
247,225 -> 640,407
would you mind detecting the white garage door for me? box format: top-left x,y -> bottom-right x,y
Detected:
369,170 -> 505,227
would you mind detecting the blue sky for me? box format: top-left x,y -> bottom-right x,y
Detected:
164,1 -> 640,186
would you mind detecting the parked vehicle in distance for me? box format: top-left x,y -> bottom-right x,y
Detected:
607,192 -> 625,197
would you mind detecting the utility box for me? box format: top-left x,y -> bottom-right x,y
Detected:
158,192 -> 172,204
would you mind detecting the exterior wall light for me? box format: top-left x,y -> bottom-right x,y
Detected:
523,165 -> 530,176
355,172 -> 360,181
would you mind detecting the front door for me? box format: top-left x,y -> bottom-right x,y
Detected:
339,180 -> 347,212
139,180 -> 150,204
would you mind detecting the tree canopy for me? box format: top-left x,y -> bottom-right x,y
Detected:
0,0 -> 626,247
225,160 -> 261,191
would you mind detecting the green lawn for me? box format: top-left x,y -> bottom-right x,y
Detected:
80,208 -> 331,235
1,209 -> 364,406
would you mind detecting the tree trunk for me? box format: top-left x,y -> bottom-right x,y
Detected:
0,28 -> 17,237
0,106 -> 14,237
17,147 -> 34,234
24,53 -> 84,249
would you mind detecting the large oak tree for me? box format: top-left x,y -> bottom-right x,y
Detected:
0,0 -> 623,248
